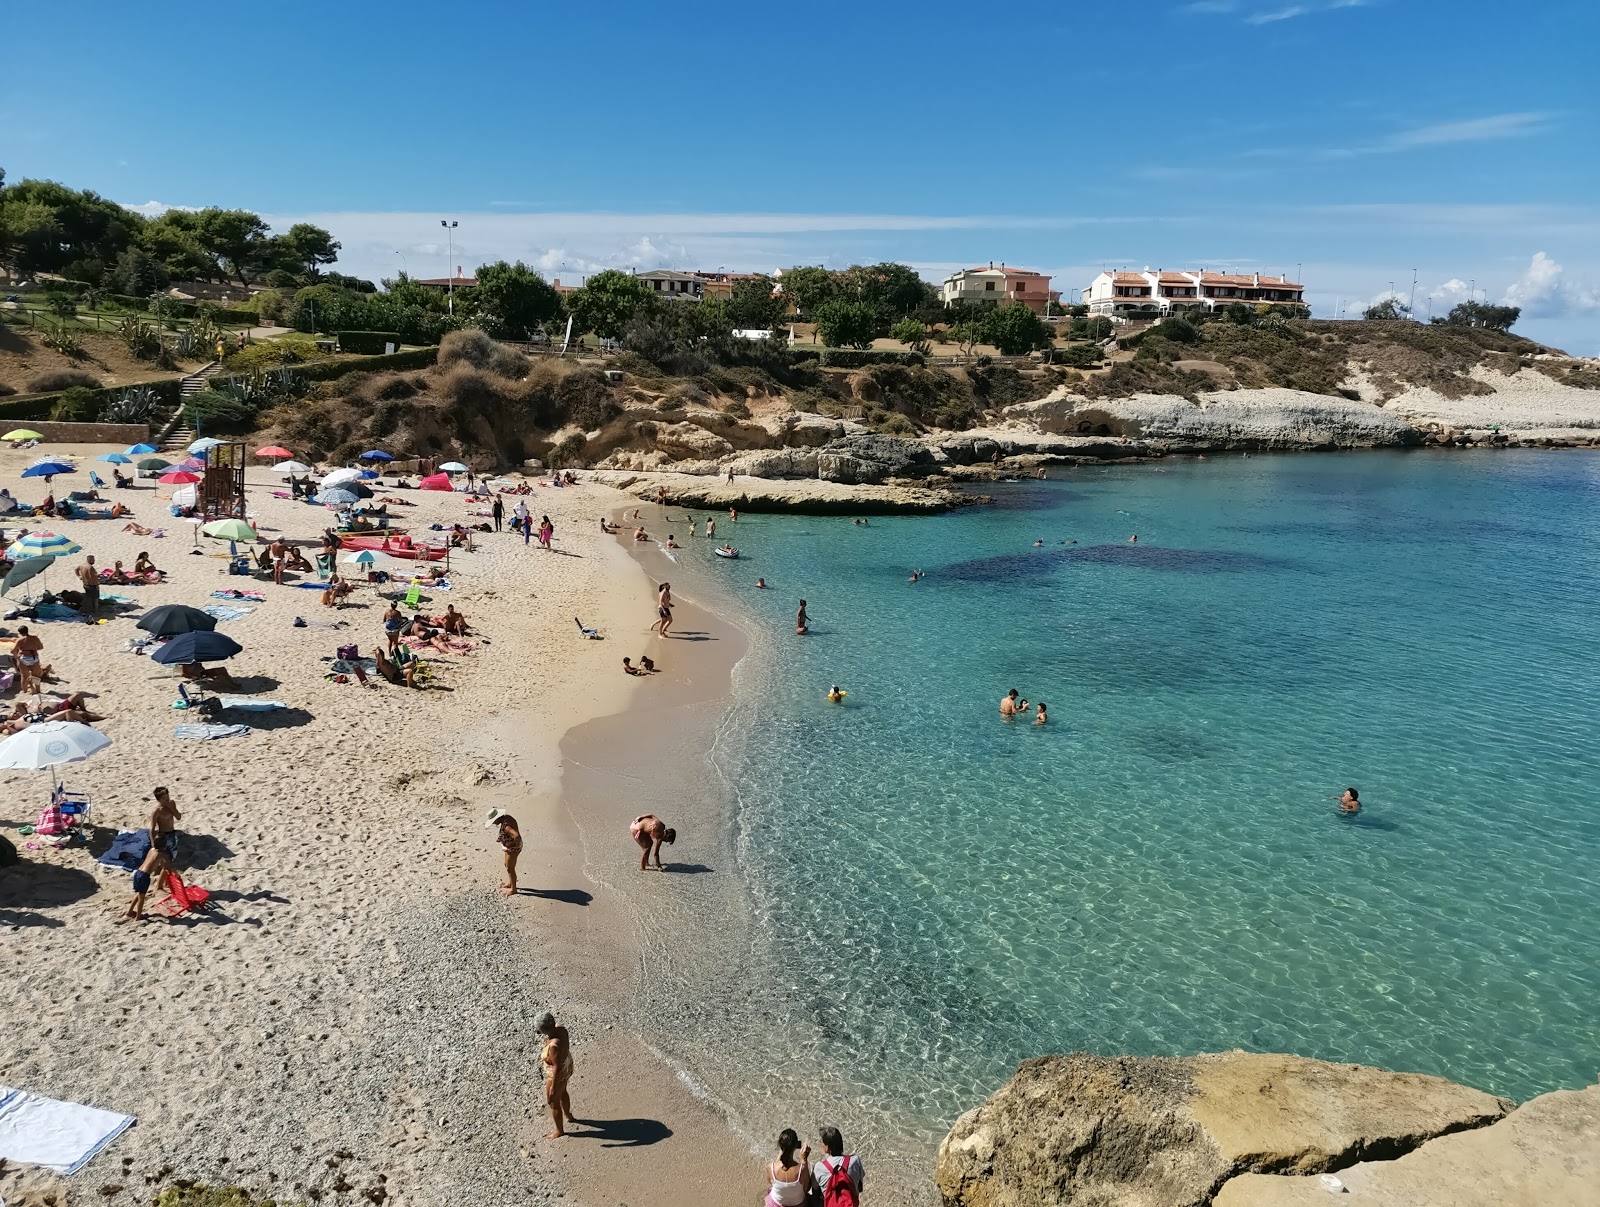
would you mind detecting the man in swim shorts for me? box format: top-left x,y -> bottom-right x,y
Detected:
999,689 -> 1020,718
630,814 -> 676,870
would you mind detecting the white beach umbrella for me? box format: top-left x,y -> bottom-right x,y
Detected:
172,484 -> 198,509
321,468 -> 363,487
275,461 -> 313,474
0,721 -> 111,788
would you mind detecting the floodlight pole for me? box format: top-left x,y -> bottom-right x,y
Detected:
441,220 -> 459,315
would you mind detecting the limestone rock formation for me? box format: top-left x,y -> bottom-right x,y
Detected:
589,470 -> 978,514
646,420 -> 734,461
935,1052 -> 1510,1207
1213,1084 -> 1600,1207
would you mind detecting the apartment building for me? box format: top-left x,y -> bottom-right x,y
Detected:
1083,269 -> 1306,320
942,263 -> 1059,314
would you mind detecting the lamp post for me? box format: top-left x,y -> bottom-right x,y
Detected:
1409,269 -> 1417,321
394,250 -> 408,277
440,219 -> 459,315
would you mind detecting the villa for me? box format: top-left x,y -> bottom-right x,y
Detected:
942,263 -> 1059,314
1083,269 -> 1307,321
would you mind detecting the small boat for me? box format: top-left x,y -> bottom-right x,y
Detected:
712,546 -> 740,559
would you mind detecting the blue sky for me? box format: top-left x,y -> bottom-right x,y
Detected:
4,0 -> 1598,350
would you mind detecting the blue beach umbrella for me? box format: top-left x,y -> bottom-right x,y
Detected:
359,450 -> 393,462
150,630 -> 243,666
22,461 -> 75,478
97,452 -> 133,464
126,443 -> 158,455
357,469 -> 379,480
315,488 -> 361,506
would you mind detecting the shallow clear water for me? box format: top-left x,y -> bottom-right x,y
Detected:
690,450 -> 1599,1133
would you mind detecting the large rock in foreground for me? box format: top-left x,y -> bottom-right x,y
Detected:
1213,1084 -> 1600,1207
935,1052 -> 1510,1207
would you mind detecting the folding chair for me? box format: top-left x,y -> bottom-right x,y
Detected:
154,870 -> 212,917
90,471 -> 107,489
574,617 -> 601,639
402,584 -> 423,610
392,644 -> 429,684
50,782 -> 92,832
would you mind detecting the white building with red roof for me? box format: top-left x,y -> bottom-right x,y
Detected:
1083,269 -> 1306,320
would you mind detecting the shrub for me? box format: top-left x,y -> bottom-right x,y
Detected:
337,330 -> 404,355
818,349 -> 925,368
104,384 -> 159,422
224,337 -> 318,373
39,325 -> 87,359
437,365 -> 504,411
556,370 -> 621,429
50,387 -> 99,421
26,368 -> 100,393
185,388 -> 258,432
788,386 -> 833,413
45,291 -> 79,320
548,433 -> 589,468
437,328 -> 527,377
1055,342 -> 1103,367
117,315 -> 164,361
876,412 -> 917,435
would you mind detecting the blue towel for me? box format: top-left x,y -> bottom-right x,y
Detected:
175,723 -> 251,740
95,828 -> 149,871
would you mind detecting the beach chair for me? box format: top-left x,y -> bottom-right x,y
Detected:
314,552 -> 334,580
574,617 -> 601,640
154,870 -> 212,917
402,584 -> 423,610
90,471 -> 106,489
392,644 -> 429,685
50,783 -> 92,832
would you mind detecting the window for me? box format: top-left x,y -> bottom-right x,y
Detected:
985,281 -> 995,291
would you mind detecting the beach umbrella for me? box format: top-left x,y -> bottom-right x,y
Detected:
3,429 -> 44,441
126,443 -> 158,455
171,484 -> 198,509
357,468 -> 379,480
21,462 -> 75,479
418,472 -> 453,491
315,488 -> 360,506
136,604 -> 217,637
96,452 -> 133,464
159,471 -> 202,485
189,437 -> 225,454
0,721 -> 111,788
256,445 -> 293,459
178,456 -> 207,471
275,460 -> 313,474
150,631 -> 243,666
360,450 -> 393,462
1,556 -> 54,598
321,467 -> 363,487
11,531 -> 82,560
202,518 -> 258,542
439,461 -> 470,473
137,457 -> 171,471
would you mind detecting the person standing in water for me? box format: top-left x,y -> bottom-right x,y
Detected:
1000,689 -> 1021,718
536,1012 -> 574,1138
796,599 -> 809,634
706,518 -> 716,540
1035,702 -> 1048,726
1337,788 -> 1361,814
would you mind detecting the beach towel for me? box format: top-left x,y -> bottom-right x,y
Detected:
95,828 -> 149,872
0,1085 -> 135,1175
211,589 -> 266,602
175,723 -> 251,740
215,697 -> 285,711
203,605 -> 256,622
294,581 -> 332,590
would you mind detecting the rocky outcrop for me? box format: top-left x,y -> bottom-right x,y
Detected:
935,1052 -> 1512,1207
813,434 -> 938,484
1007,389 -> 1424,450
589,470 -> 981,514
1214,1084 -> 1600,1207
644,420 -> 735,461
927,427 -> 1153,464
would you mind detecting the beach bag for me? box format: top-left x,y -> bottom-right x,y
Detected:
336,642 -> 359,661
821,1158 -> 858,1207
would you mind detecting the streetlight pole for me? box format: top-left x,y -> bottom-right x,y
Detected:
440,219 -> 459,315
394,250 -> 408,277
1409,269 -> 1417,320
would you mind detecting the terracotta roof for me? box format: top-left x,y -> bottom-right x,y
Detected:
416,276 -> 476,287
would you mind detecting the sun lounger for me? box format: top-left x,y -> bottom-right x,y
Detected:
402,585 -> 423,610
574,617 -> 601,639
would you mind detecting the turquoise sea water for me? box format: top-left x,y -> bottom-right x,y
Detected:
684,450 -> 1599,1134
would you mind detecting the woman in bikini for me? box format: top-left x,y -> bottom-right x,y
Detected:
629,813 -> 676,870
536,1012 -> 574,1138
489,810 -> 523,895
134,551 -> 161,579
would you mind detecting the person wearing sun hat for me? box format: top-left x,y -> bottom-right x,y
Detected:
486,808 -> 523,895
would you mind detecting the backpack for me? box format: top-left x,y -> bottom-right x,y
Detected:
820,1157 -> 858,1207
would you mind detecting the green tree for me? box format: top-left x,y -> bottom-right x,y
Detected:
840,262 -> 932,316
984,302 -> 1052,355
728,275 -> 783,330
111,245 -> 170,296
1362,298 -> 1410,321
780,265 -> 837,314
46,291 -> 79,320
193,208 -> 271,285
813,298 -> 882,349
0,178 -> 142,276
890,317 -> 930,355
468,260 -> 562,340
380,272 -> 450,313
566,269 -> 654,339
274,222 -> 341,281
141,209 -> 218,280
1436,300 -> 1520,332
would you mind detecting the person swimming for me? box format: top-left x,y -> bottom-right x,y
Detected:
827,685 -> 845,703
1034,702 -> 1047,726
755,577 -> 767,589
1337,787 -> 1361,814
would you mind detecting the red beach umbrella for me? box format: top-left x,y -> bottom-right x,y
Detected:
158,470 -> 202,485
418,473 -> 454,492
255,445 -> 293,459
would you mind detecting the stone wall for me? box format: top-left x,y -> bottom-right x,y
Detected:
18,421 -> 151,444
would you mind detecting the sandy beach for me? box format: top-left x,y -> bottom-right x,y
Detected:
0,446 -> 764,1206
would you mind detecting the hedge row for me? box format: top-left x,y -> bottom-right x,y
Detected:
103,295 -> 257,323
0,376 -> 183,422
816,349 -> 927,368
336,330 -> 404,355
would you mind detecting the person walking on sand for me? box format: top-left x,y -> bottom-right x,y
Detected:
536,1012 -> 574,1138
763,1130 -> 813,1206
630,813 -> 677,870
539,515 -> 554,550
813,1126 -> 865,1204
652,581 -> 673,637
492,494 -> 504,532
124,786 -> 183,921
487,808 -> 522,895
796,599 -> 809,635
76,555 -> 101,616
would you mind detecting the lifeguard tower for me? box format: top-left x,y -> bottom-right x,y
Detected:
201,441 -> 248,517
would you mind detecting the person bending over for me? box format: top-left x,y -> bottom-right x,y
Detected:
629,813 -> 676,870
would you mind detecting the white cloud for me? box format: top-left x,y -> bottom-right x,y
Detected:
122,200 -> 194,218
1501,252 -> 1600,318
1183,0 -> 1372,22
1380,112 -> 1553,151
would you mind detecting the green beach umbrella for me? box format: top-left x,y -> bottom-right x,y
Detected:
201,518 -> 259,542
3,429 -> 44,441
137,457 -> 171,472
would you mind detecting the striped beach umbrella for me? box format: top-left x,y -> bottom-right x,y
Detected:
189,437 -> 225,454
11,531 -> 83,560
178,457 -> 207,471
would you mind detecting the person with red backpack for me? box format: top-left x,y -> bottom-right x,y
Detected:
812,1126 -> 863,1205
